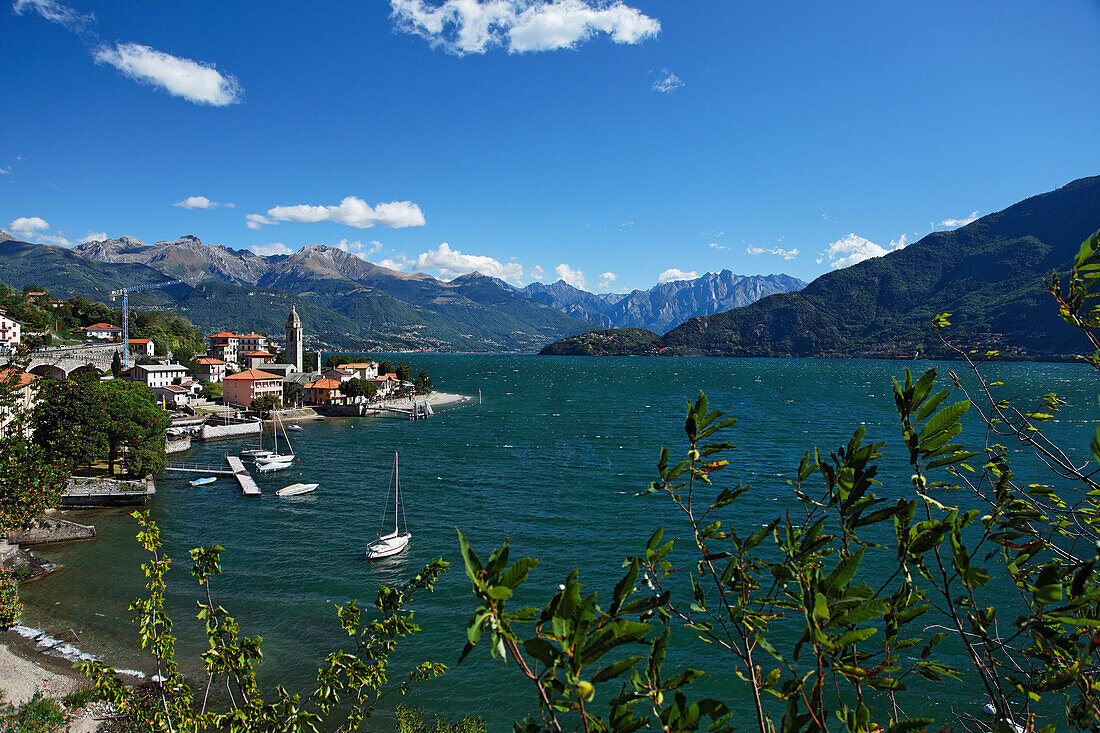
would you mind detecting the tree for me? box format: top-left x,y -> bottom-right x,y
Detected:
251,394 -> 282,414
378,359 -> 395,375
324,355 -> 358,370
100,380 -> 169,477
395,363 -> 412,382
0,365 -> 69,531
200,381 -> 222,401
33,378 -> 108,470
110,350 -> 123,377
339,378 -> 365,400
69,364 -> 101,383
285,382 -> 303,407
303,352 -> 318,371
414,370 -> 432,395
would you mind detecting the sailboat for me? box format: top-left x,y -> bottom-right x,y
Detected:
255,411 -> 295,472
241,420 -> 273,459
365,452 -> 411,560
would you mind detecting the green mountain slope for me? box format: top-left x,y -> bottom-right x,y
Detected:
542,175 -> 1100,358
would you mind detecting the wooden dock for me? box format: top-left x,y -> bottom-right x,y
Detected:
226,456 -> 260,496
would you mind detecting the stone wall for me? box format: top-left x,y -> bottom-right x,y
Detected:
199,420 -> 261,442
166,436 -> 192,454
6,516 -> 96,546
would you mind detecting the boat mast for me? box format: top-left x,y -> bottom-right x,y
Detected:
394,452 -> 400,535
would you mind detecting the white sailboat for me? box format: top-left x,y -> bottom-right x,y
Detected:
255,410 -> 295,471
365,452 -> 411,560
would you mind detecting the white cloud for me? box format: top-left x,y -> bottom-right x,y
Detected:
246,214 -> 274,230
652,68 -> 683,94
390,0 -> 660,55
13,0 -> 93,31
254,196 -> 425,230
938,211 -> 980,228
0,167 -> 10,175
332,239 -> 383,256
657,268 -> 697,283
93,43 -> 243,106
529,265 -> 545,281
708,242 -> 728,250
80,231 -> 107,243
174,195 -> 234,210
746,246 -> 800,260
251,242 -> 293,256
413,242 -> 524,282
555,263 -> 586,289
378,256 -> 411,272
597,271 -> 617,290
39,233 -> 71,245
7,216 -> 50,240
818,232 -> 912,269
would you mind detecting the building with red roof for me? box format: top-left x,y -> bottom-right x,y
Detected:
223,368 -> 283,407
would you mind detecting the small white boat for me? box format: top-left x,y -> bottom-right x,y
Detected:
287,424 -> 303,432
189,477 -> 217,487
256,458 -> 293,473
365,452 -> 411,560
277,482 -> 317,497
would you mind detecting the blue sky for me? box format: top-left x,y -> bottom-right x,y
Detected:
2,1 -> 1098,293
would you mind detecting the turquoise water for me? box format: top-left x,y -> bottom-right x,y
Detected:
20,355 -> 1097,729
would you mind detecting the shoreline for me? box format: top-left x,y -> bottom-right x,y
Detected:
0,627 -> 89,705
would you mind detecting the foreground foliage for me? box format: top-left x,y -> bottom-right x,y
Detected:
78,512 -> 450,731
459,231 -> 1100,732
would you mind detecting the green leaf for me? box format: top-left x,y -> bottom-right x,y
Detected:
917,400 -> 970,441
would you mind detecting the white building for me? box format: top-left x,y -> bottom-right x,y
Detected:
85,322 -> 122,340
0,312 -> 22,348
153,385 -> 191,409
120,363 -> 190,389
128,338 -> 155,358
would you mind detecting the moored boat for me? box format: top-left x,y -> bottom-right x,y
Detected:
277,482 -> 318,497
189,477 -> 217,487
365,452 -> 411,560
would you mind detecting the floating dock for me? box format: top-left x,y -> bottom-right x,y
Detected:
226,455 -> 260,496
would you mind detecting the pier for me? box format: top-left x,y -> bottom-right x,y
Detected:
164,457 -> 260,496
226,456 -> 261,496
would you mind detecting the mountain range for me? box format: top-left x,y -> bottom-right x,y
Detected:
517,271 -> 805,333
542,175 -> 1100,358
0,233 -> 800,352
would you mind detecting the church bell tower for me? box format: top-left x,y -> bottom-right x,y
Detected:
286,306 -> 303,372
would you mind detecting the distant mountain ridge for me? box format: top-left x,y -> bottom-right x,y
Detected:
518,271 -> 806,333
542,175 -> 1100,358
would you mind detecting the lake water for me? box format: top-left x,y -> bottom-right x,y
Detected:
19,355 -> 1096,729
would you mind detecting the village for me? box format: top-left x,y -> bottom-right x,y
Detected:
0,301 -> 432,434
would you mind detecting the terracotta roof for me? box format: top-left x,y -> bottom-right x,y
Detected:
224,369 -> 282,381
212,331 -> 238,338
0,370 -> 38,388
195,357 -> 226,365
242,350 -> 273,356
305,378 -> 342,390
157,385 -> 188,393
370,373 -> 400,381
87,322 -> 121,330
128,338 -> 151,344
239,333 -> 264,338
343,362 -> 377,369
